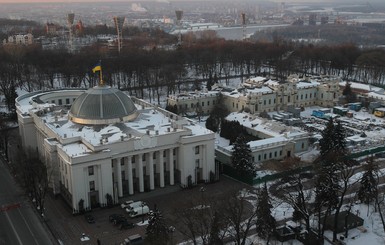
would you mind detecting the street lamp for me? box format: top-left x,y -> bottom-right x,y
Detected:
141,202 -> 145,223
200,186 -> 206,202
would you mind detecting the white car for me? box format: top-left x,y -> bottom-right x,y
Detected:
120,200 -> 134,209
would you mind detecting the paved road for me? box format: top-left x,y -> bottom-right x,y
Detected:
0,155 -> 53,245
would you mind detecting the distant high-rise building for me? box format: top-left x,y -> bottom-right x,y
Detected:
68,13 -> 75,52
46,22 -> 57,35
76,20 -> 84,36
175,10 -> 183,46
309,13 -> 317,26
321,16 -> 329,25
241,12 -> 246,41
113,16 -> 125,53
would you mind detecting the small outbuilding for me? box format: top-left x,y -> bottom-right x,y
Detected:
324,211 -> 364,233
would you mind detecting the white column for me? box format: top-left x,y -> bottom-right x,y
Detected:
127,156 -> 134,195
159,150 -> 164,188
148,152 -> 154,190
116,158 -> 123,197
97,164 -> 103,204
202,145 -> 207,181
169,149 -> 174,185
138,153 -> 144,192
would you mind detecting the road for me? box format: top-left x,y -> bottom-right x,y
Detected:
0,155 -> 53,245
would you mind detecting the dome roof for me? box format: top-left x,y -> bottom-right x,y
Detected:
69,85 -> 138,125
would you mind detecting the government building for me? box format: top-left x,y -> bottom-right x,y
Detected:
16,85 -> 216,213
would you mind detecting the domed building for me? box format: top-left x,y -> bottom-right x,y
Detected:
16,84 -> 216,213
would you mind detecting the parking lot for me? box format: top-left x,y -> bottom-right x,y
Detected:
43,176 -> 251,245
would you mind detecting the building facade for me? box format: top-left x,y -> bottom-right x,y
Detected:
167,74 -> 341,116
16,86 -> 215,213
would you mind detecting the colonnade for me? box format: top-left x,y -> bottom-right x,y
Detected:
113,148 -> 176,197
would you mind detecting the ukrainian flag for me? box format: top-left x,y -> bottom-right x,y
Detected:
92,62 -> 101,73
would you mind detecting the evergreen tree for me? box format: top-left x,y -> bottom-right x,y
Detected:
205,115 -> 218,132
255,183 -> 276,245
319,118 -> 335,157
342,82 -> 356,103
231,134 -> 255,178
333,120 -> 347,155
358,157 -> 378,204
145,209 -> 169,245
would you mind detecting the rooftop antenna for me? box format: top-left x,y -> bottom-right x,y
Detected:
67,13 -> 75,52
175,10 -> 183,46
241,12 -> 246,41
113,16 -> 125,53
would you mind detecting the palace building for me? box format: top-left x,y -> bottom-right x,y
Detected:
16,85 -> 216,213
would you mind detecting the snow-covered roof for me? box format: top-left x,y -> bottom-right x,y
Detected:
339,81 -> 383,93
17,89 -> 213,152
225,112 -> 307,139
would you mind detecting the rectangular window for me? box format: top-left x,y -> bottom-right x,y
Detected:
264,100 -> 266,105
208,101 -> 210,106
269,152 -> 272,158
153,153 -> 156,159
258,155 -> 261,161
66,98 -> 70,104
163,151 -> 166,157
142,154 -> 146,161
202,102 -> 204,106
122,171 -> 125,180
321,93 -> 323,99
88,166 -> 94,176
280,150 -> 282,156
288,96 -> 291,103
195,146 -> 199,154
274,151 -> 277,157
264,154 -> 266,160
51,100 -> 55,104
269,99 -> 271,105
58,99 -> 62,105
173,149 -> 176,155
89,181 -> 95,191
132,157 -> 135,163
195,159 -> 200,168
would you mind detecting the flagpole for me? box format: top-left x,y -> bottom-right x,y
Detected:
99,67 -> 103,86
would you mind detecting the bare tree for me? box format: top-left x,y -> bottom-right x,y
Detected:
224,190 -> 258,245
14,148 -> 52,217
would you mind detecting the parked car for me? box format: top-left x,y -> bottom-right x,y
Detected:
120,220 -> 135,230
85,214 -> 95,223
127,205 -> 150,218
124,201 -> 146,213
120,200 -> 134,209
113,216 -> 127,225
124,234 -> 143,245
109,214 -> 125,223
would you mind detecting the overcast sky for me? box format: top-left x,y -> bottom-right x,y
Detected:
0,0 -> 333,3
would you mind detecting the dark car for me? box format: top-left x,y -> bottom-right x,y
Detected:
113,216 -> 127,225
85,214 -> 95,223
120,220 -> 135,230
109,214 -> 125,223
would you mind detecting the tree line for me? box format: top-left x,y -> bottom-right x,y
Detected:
2,36 -> 385,113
